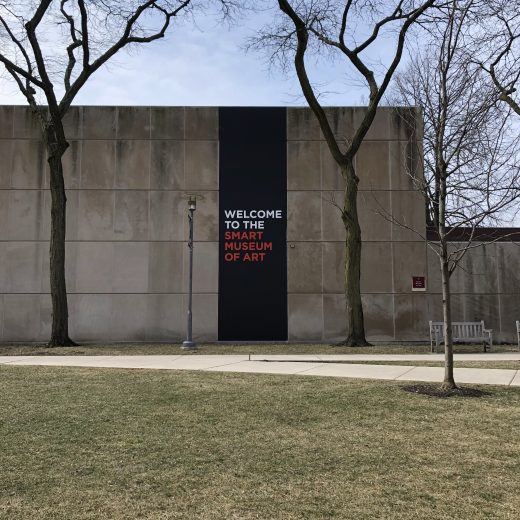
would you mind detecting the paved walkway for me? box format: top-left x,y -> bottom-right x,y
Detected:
1,353 -> 519,386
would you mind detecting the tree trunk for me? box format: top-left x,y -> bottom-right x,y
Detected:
440,242 -> 456,389
341,159 -> 370,347
46,137 -> 75,347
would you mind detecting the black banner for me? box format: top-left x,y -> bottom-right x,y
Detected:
218,107 -> 288,341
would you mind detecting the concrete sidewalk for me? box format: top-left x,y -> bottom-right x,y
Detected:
251,353 -> 520,362
1,354 -> 519,386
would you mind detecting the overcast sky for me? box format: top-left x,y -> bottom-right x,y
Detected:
0,4 -> 517,226
0,7 -> 375,107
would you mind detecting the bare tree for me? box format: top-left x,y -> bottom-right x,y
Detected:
253,0 -> 441,346
472,0 -> 520,116
392,0 -> 520,388
0,0 -> 233,346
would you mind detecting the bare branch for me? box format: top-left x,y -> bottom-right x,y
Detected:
390,0 -> 520,338
60,0 -> 193,115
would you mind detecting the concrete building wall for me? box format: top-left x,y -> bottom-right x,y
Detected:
285,107 -> 429,342
0,106 -> 219,342
0,105 -> 518,343
426,243 -> 520,343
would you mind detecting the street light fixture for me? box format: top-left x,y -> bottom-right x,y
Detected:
182,197 -> 197,350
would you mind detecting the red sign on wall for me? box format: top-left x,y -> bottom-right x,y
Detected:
412,276 -> 426,291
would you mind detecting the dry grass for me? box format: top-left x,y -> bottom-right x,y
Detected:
0,342 -> 517,357
1,366 -> 519,519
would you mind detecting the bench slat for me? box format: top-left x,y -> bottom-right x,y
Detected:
429,321 -> 492,352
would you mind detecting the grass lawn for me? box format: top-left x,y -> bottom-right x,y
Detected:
1,366 -> 519,519
0,342 -> 518,356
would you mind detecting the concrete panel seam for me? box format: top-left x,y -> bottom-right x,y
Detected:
182,140 -> 187,189
321,243 -> 325,340
78,127 -> 84,192
285,138 -> 417,143
111,184 -> 116,236
294,364 -> 328,375
9,106 -> 14,139
319,138 -> 323,191
394,365 -> 417,380
424,292 -> 508,296
4,291 -> 471,296
115,107 -> 120,142
0,188 -> 219,192
285,188 -> 424,193
147,154 -> 152,242
496,243 -> 503,334
40,239 -> 47,293
2,136 -> 424,142
0,292 -> 215,295
0,240 -> 219,243
148,127 -> 152,193
0,294 -> 3,340
388,141 -> 397,339
388,140 -> 393,191
507,370 -> 519,386
200,359 -> 247,370
148,107 -> 152,140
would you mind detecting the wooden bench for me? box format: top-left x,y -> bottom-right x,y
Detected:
516,321 -> 519,351
429,321 -> 493,353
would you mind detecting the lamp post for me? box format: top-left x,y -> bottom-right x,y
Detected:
182,197 -> 197,350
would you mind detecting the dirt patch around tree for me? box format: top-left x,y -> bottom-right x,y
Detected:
401,384 -> 492,398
